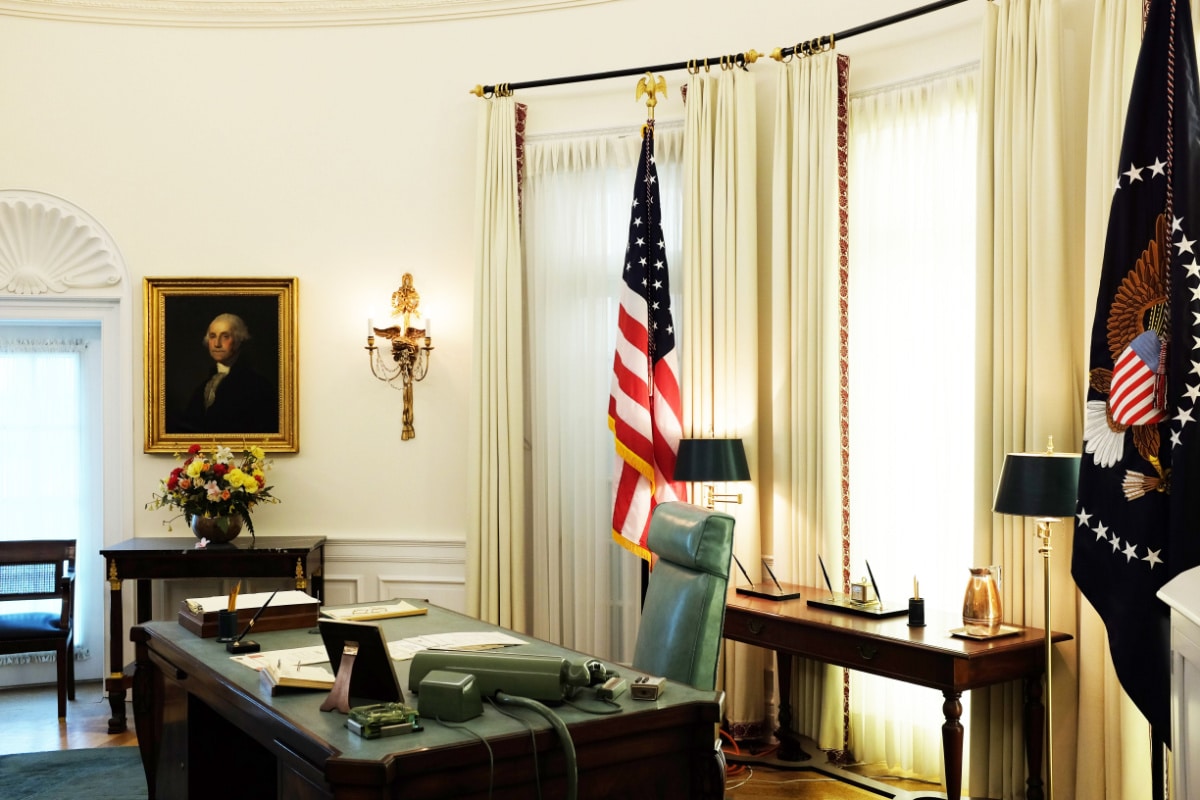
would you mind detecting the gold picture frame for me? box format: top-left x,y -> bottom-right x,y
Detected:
144,277 -> 298,453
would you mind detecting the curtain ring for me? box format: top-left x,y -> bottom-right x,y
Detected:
811,37 -> 821,54
703,58 -> 710,72
687,59 -> 699,75
828,32 -> 836,50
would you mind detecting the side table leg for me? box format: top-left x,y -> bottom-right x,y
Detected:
773,651 -> 810,762
941,690 -> 963,799
106,563 -> 127,734
1025,676 -> 1046,800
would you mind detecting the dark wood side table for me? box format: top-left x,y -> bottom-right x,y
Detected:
100,535 -> 325,733
724,586 -> 1071,800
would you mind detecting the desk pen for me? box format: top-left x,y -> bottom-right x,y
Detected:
817,554 -> 836,600
731,554 -> 756,588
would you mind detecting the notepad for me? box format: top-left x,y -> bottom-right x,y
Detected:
260,659 -> 336,695
320,600 -> 427,622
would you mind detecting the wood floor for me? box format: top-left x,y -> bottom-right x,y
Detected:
0,681 -> 944,799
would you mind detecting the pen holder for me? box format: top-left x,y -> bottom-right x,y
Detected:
217,609 -> 238,642
907,598 -> 925,628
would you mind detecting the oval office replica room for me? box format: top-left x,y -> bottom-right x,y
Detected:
2,1 -> 1199,799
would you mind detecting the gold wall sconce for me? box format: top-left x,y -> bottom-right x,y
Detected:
366,273 -> 434,441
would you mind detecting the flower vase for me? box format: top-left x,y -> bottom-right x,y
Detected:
189,513 -> 244,544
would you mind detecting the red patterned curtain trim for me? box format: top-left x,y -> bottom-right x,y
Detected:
515,101 -> 528,220
834,50 -> 854,767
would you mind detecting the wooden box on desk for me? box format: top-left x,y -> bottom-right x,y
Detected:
178,590 -> 319,638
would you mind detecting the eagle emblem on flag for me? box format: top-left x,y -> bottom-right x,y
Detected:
1083,213 -> 1170,495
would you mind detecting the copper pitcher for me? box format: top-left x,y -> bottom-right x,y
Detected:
962,566 -> 1003,636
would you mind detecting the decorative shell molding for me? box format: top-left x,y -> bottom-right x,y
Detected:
0,0 -> 614,28
0,190 -> 124,295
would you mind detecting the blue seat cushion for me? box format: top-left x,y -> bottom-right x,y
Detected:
0,612 -> 66,639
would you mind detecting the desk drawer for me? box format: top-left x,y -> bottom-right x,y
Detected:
724,609 -> 956,689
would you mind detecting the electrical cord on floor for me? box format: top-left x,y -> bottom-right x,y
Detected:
493,691 -> 578,800
434,716 -> 494,800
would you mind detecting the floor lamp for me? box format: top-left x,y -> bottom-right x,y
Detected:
992,439 -> 1080,800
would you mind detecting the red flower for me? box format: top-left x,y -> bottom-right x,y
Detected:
166,475 -> 179,490
256,474 -> 265,487
188,444 -> 202,455
213,463 -> 229,476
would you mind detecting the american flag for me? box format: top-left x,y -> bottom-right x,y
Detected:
1072,0 -> 1200,762
608,123 -> 684,559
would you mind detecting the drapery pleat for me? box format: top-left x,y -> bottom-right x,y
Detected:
679,68 -> 764,737
975,1 -> 1084,798
467,97 -> 529,632
1072,2 -> 1163,797
769,49 -> 847,753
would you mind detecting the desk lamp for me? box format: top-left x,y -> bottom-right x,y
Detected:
992,437 -> 1080,800
673,438 -> 750,509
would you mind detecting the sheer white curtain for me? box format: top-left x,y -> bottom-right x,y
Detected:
846,67 -> 979,782
523,126 -> 684,662
0,329 -> 101,679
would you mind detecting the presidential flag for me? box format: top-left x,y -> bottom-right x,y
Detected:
608,122 -> 684,559
1072,0 -> 1200,747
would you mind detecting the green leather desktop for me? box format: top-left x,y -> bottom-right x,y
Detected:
131,602 -> 724,799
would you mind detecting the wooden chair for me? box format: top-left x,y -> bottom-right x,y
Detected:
0,540 -> 77,718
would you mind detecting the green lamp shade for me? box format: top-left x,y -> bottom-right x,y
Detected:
993,451 -> 1081,518
674,438 -> 751,483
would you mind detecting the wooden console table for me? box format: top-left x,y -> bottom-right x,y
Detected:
100,535 -> 325,733
130,604 -> 724,799
724,587 -> 1071,800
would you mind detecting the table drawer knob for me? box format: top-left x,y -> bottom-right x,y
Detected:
857,644 -> 878,661
747,620 -> 765,635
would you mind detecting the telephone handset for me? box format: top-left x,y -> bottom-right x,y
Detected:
408,650 -> 616,703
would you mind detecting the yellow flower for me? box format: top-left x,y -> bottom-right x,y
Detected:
250,445 -> 265,461
227,468 -> 248,487
186,460 -> 205,478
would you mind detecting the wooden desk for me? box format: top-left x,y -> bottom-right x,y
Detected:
723,587 -> 1071,800
130,606 -> 724,799
100,535 -> 325,733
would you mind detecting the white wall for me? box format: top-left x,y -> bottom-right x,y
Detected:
0,1 -> 992,567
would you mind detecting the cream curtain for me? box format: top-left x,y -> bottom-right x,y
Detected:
1072,1 -> 1165,797
522,128 -> 684,662
679,68 -> 764,737
975,1 -> 1084,798
845,67 -> 979,782
467,97 -> 529,631
769,49 -> 847,752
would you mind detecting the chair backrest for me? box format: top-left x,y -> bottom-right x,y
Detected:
0,540 -> 76,604
631,502 -> 735,692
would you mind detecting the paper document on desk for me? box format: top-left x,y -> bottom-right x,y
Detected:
184,590 -> 317,614
388,631 -> 526,661
231,644 -> 331,671
319,600 -> 427,621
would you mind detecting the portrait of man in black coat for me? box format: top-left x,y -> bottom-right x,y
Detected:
178,313 -> 277,434
164,301 -> 281,436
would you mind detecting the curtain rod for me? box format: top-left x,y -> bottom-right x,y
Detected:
470,0 -> 971,98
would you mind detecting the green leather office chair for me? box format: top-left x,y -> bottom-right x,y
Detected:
632,501 -> 735,692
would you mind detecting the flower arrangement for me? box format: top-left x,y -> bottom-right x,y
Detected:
147,444 -> 279,535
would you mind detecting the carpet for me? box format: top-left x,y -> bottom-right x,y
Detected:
0,747 -> 147,800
